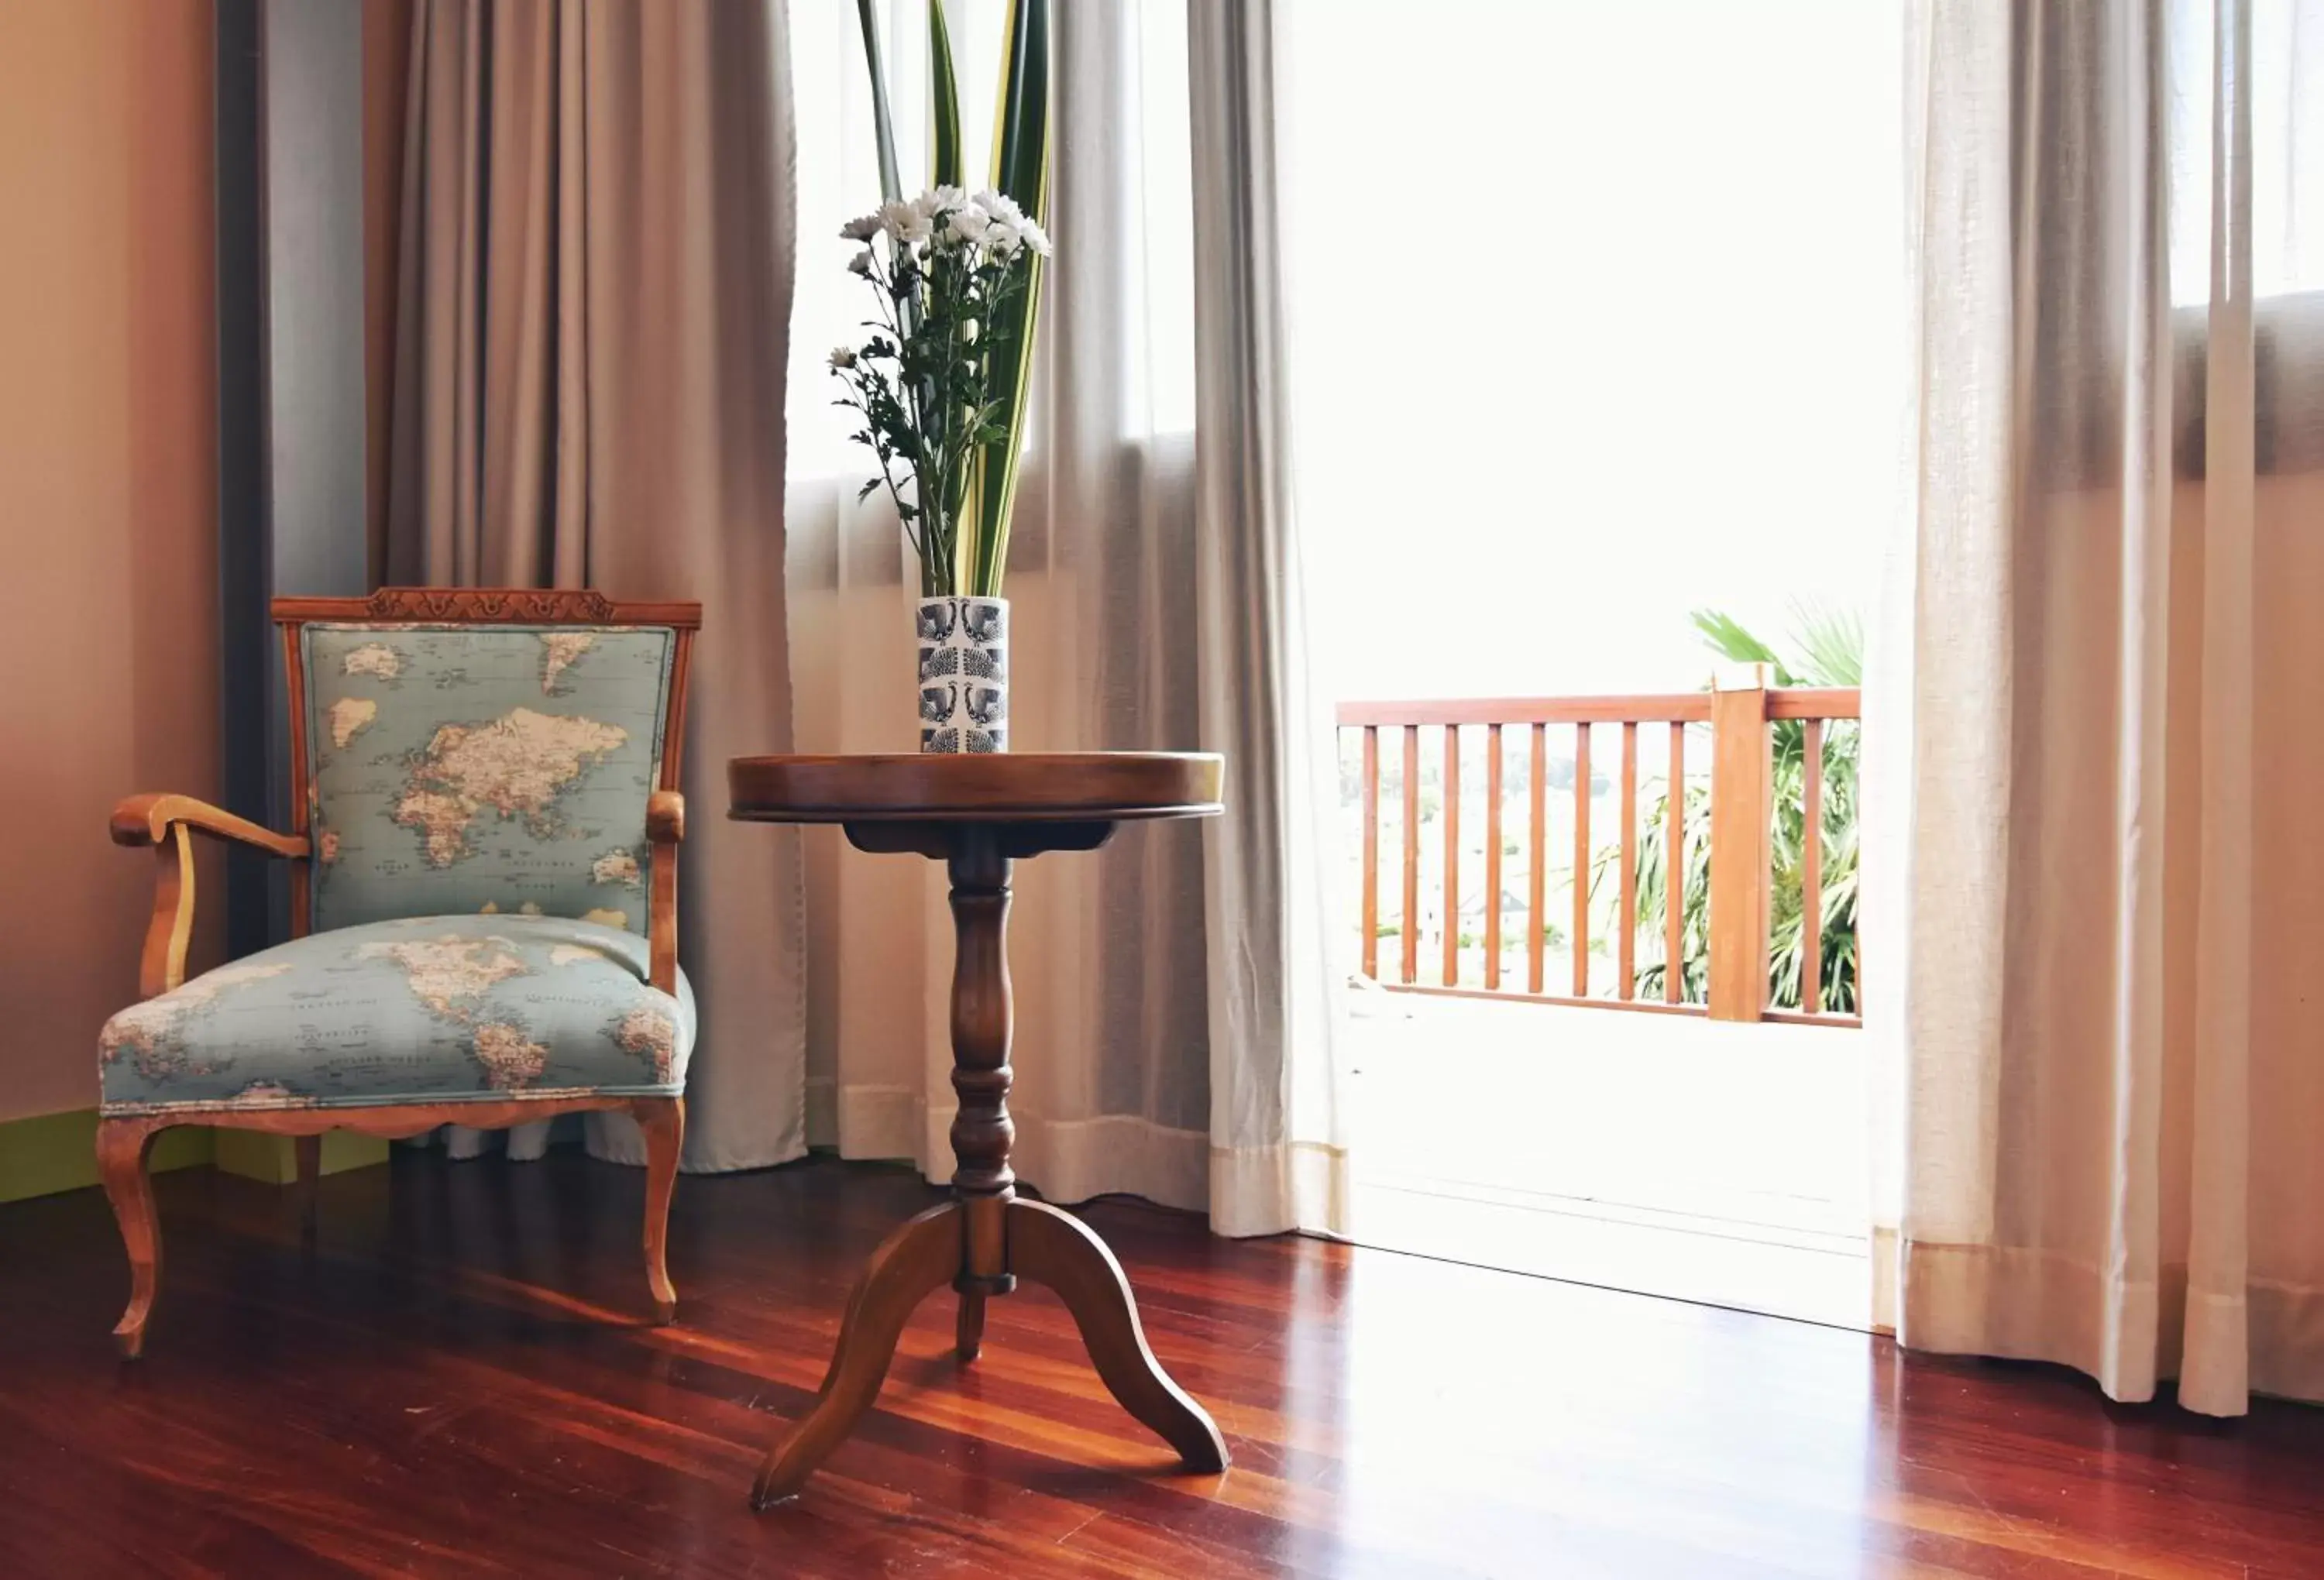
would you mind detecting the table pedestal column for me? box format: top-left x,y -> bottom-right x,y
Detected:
946,827 -> 1017,1360
750,824 -> 1229,1510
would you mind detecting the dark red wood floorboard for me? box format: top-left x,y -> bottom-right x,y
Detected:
2,1152 -> 2321,1577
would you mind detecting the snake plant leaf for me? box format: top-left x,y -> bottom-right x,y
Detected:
930,0 -> 964,191
852,0 -> 902,204
963,0 -> 1050,596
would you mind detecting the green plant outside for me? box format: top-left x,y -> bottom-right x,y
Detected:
1621,606 -> 1862,1014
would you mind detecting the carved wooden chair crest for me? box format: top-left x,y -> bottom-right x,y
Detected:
98,588 -> 700,1355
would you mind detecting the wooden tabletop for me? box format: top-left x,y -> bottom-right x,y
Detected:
727,752 -> 1224,824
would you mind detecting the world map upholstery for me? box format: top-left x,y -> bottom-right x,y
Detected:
98,915 -> 694,1115
301,623 -> 674,934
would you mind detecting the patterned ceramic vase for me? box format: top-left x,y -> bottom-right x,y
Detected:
915,596 -> 1009,753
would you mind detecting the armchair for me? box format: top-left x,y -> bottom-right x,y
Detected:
98,588 -> 701,1356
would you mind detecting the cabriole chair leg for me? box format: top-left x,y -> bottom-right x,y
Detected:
633,1097 -> 685,1323
96,1118 -> 165,1358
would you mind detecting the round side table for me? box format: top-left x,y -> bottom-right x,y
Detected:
727,751 -> 1230,1508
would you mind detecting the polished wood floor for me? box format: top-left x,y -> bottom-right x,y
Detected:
1,1152 -> 2319,1578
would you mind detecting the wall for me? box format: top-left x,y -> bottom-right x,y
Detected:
0,3 -> 225,1123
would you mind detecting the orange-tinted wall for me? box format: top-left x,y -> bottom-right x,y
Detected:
0,4 -> 223,1121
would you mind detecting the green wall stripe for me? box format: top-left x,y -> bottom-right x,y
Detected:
212,1130 -> 389,1185
0,1110 -> 211,1205
0,1110 -> 387,1205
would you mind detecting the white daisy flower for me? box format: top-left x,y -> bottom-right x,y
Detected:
879,199 -> 930,245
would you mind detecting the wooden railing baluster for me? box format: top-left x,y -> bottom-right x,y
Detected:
1853,742 -> 1863,1013
1401,725 -> 1419,986
1665,721 -> 1686,1005
1361,725 -> 1380,981
1442,726 -> 1461,987
1619,721 -> 1638,999
1571,723 -> 1591,998
1485,724 -> 1504,991
1800,716 -> 1824,1014
1528,723 -> 1547,995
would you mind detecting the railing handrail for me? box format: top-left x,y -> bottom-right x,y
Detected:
1335,687 -> 1859,729
1338,694 -> 1709,727
1765,688 -> 1862,720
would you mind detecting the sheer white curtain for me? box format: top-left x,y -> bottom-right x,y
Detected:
782,0 -> 1347,1231
1875,0 -> 2324,1413
1189,0 -> 1350,1237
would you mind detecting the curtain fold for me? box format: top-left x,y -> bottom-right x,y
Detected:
382,0 -> 809,1173
1188,0 -> 1349,1238
782,0 -> 1346,1231
1879,0 -> 2324,1413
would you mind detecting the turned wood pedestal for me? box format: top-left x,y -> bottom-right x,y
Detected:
727,752 -> 1230,1509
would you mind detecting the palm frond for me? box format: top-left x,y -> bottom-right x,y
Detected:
1689,609 -> 1796,685
1787,599 -> 1865,687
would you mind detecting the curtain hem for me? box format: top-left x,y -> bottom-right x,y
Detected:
1900,1238 -> 2165,1403
1896,1238 -> 2324,1413
830,1081 -> 1211,1214
1207,1139 -> 1349,1240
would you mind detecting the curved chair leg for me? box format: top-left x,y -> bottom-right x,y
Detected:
1006,1198 -> 1229,1472
293,1134 -> 322,1245
96,1118 -> 166,1359
632,1097 -> 685,1324
752,1200 -> 962,1509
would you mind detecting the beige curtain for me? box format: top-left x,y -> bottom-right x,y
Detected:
1877,0 -> 2324,1413
383,0 -> 809,1172
783,0 -> 1346,1231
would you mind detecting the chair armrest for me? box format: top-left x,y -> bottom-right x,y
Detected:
112,794 -> 308,998
646,792 -> 683,994
111,793 -> 309,859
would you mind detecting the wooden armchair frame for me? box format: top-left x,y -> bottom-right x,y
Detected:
100,587 -> 701,1356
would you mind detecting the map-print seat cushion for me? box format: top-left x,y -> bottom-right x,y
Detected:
98,915 -> 694,1117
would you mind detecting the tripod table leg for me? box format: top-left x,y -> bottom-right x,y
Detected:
1006,1198 -> 1229,1472
751,1200 -> 964,1508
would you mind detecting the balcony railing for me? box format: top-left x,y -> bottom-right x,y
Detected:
1338,669 -> 1862,1027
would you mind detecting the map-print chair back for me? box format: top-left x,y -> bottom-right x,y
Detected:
277,588 -> 699,942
